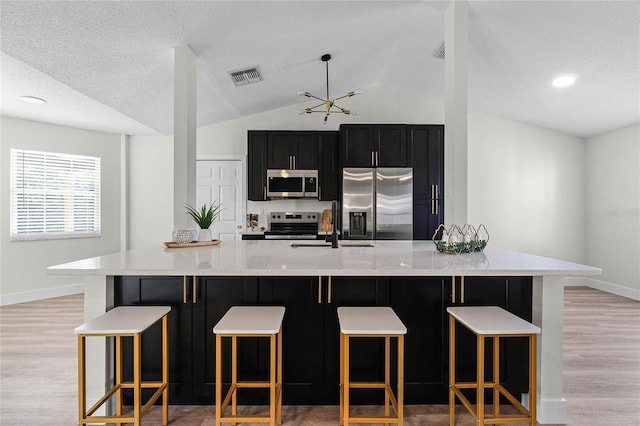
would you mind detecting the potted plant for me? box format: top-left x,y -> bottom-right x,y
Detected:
185,202 -> 222,242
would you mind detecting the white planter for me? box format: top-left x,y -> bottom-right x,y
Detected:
197,228 -> 212,242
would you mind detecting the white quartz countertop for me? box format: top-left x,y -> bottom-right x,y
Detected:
48,241 -> 601,277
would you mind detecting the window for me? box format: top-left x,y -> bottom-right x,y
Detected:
10,149 -> 101,240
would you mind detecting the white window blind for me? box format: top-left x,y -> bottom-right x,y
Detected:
10,149 -> 101,240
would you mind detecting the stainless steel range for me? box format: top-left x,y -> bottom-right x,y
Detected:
264,212 -> 320,240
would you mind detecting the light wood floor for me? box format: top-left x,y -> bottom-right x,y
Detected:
1,286 -> 638,425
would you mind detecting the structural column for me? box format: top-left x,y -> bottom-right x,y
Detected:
173,45 -> 197,229
444,0 -> 469,226
533,275 -> 567,424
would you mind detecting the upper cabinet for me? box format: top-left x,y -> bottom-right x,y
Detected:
247,130 -> 339,201
248,131 -> 268,201
317,132 -> 339,201
267,131 -> 318,170
340,124 -> 407,167
408,125 -> 444,239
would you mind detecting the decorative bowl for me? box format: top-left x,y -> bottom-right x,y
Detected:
174,229 -> 194,244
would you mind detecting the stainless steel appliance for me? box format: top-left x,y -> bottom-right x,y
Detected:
264,211 -> 320,239
266,169 -> 318,199
342,168 -> 413,240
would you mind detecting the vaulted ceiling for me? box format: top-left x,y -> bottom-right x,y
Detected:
1,1 -> 638,138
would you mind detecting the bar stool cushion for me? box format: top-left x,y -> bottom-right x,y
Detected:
75,306 -> 171,335
213,306 -> 285,334
447,306 -> 540,335
337,306 -> 407,335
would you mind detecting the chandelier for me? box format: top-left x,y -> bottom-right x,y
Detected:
297,54 -> 361,124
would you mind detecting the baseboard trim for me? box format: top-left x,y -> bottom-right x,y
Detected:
0,284 -> 84,306
565,277 -> 640,301
537,397 -> 567,424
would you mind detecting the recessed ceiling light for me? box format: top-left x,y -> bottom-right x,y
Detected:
20,95 -> 47,104
552,74 -> 579,88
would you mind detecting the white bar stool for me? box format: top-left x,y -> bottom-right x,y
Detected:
337,306 -> 407,425
447,306 -> 541,426
213,306 -> 285,426
74,305 -> 171,425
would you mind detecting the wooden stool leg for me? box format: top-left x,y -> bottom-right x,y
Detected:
530,334 -> 537,426
493,336 -> 500,419
449,315 -> 455,426
215,334 -> 222,426
78,335 -> 86,424
162,315 -> 169,425
232,335 -> 238,423
270,333 -> 277,426
133,333 -> 141,425
277,327 -> 283,426
397,334 -> 404,426
344,333 -> 350,426
477,334 -> 485,426
115,335 -> 123,426
339,331 -> 344,426
385,335 -> 390,425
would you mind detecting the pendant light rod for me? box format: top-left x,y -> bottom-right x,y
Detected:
322,54 -> 331,101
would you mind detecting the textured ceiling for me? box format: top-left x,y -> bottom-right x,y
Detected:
1,1 -> 638,138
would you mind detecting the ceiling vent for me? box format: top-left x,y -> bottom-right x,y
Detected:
432,42 -> 445,60
229,66 -> 263,86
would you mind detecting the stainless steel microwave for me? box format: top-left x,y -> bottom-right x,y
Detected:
266,169 -> 318,199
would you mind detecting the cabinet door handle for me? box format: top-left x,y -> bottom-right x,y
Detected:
460,276 -> 465,304
293,155 -> 296,169
434,184 -> 439,198
318,276 -> 322,304
319,186 -> 322,200
263,185 -> 267,200
435,198 -> 439,215
431,198 -> 435,215
375,151 -> 379,167
183,276 -> 188,304
327,276 -> 332,304
193,275 -> 197,304
451,276 -> 456,304
371,151 -> 375,167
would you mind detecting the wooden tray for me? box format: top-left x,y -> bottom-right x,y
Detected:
164,240 -> 221,248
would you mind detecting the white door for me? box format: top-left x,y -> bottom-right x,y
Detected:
196,159 -> 245,240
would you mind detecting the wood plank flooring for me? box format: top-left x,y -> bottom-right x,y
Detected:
0,286 -> 638,425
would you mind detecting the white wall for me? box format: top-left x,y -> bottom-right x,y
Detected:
585,124 -> 639,297
467,111 -> 586,263
127,133 -> 174,248
0,117 -> 122,304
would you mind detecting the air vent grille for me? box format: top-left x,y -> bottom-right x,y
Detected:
229,66 -> 263,86
432,42 -> 445,60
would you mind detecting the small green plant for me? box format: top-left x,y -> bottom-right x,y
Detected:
185,202 -> 221,229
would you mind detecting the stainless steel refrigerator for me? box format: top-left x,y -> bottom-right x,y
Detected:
342,168 -> 413,240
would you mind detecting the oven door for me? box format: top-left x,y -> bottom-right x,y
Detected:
264,232 -> 318,240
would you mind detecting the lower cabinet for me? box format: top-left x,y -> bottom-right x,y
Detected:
389,277 -> 450,403
114,275 -> 532,406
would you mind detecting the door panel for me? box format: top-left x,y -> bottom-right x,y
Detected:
196,160 -> 244,240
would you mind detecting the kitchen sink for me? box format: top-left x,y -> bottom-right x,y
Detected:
340,243 -> 375,247
290,242 -> 375,248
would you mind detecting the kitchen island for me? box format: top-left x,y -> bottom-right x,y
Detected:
48,240 -> 601,424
